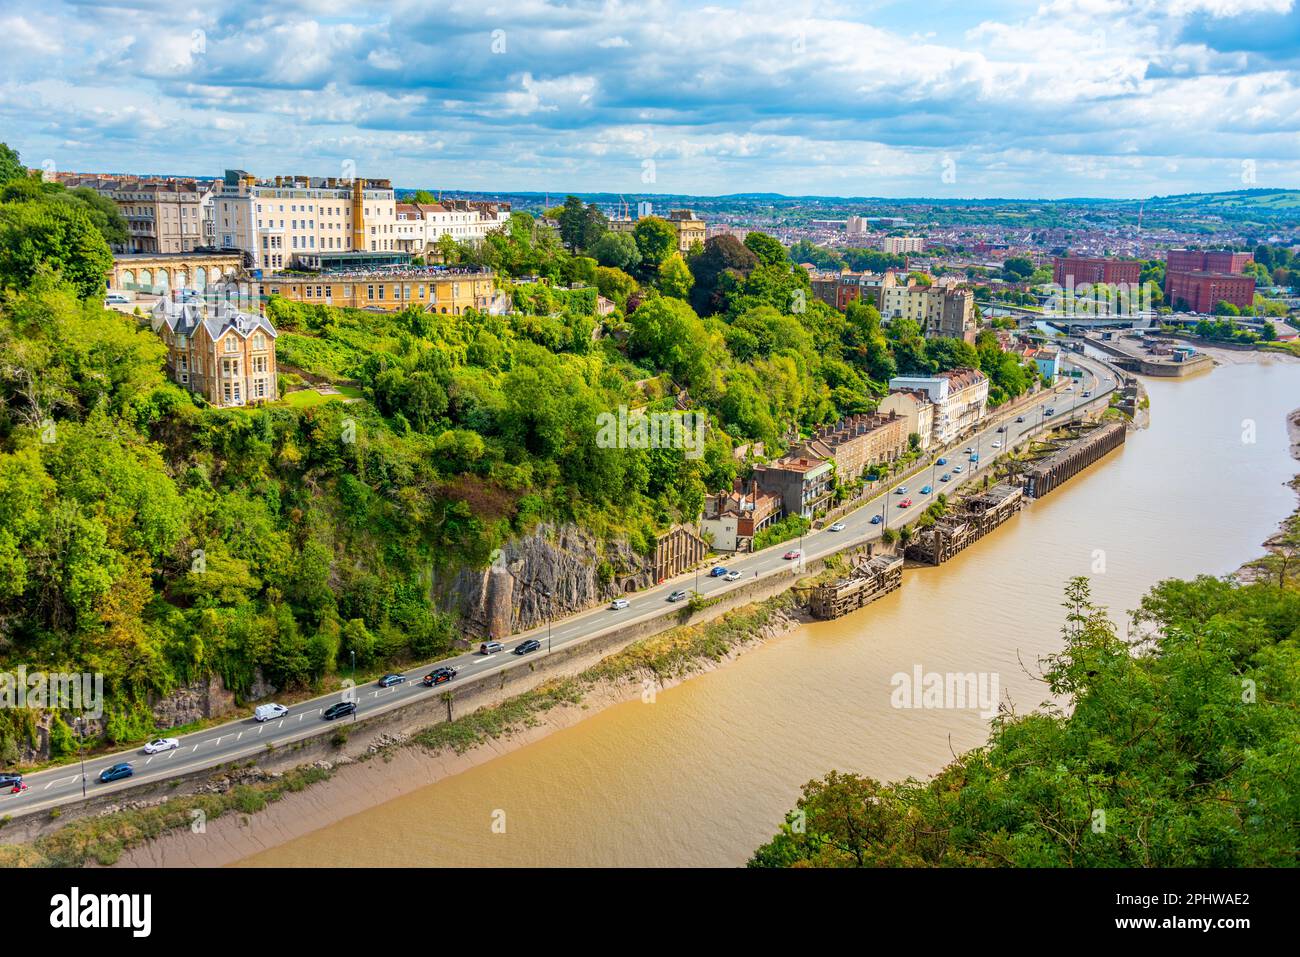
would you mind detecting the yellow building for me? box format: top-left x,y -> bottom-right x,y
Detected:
258,268 -> 499,314
667,209 -> 706,253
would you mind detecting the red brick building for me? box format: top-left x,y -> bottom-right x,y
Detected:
1165,271 -> 1256,313
1052,257 -> 1142,287
1165,249 -> 1253,274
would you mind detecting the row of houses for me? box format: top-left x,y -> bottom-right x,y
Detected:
807,267 -> 977,341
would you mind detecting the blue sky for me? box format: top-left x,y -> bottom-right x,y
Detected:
1,0 -> 1298,198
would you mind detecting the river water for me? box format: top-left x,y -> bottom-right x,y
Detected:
236,357 -> 1300,868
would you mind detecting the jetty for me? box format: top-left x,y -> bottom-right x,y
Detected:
904,484 -> 1025,566
806,553 -> 904,620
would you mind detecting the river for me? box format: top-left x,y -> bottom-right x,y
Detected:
234,356 -> 1300,868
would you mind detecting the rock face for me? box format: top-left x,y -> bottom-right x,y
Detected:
148,675 -> 237,729
436,523 -> 654,639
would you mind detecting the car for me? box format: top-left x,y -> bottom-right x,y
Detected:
479,641 -> 505,655
377,673 -> 407,688
1045,407 -> 1056,416
936,457 -> 947,465
895,486 -> 908,494
1015,416 -> 1025,423
964,447 -> 975,454
920,485 -> 932,495
783,549 -> 802,560
254,703 -> 288,722
423,667 -> 458,686
870,514 -> 882,525
0,773 -> 24,790
323,701 -> 356,720
513,639 -> 542,655
828,522 -> 846,532
996,425 -> 1007,432
610,598 -> 630,610
991,442 -> 1001,449
940,473 -> 951,482
898,498 -> 912,508
667,590 -> 691,602
952,465 -> 964,473
99,763 -> 134,783
1082,390 -> 1092,397
710,566 -> 729,577
143,737 -> 179,754
104,293 -> 131,305
724,570 -> 743,581
969,453 -> 980,462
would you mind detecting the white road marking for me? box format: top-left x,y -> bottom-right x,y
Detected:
166,749 -> 177,760
145,756 -> 154,765
236,732 -> 242,741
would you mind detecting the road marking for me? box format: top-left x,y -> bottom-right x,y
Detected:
258,725 -> 264,735
145,756 -> 154,765
214,736 -> 223,746
166,749 -> 177,760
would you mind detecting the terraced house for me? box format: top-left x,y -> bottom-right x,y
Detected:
151,299 -> 278,408
791,411 -> 909,484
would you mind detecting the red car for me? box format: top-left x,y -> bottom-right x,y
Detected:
783,549 -> 802,560
898,498 -> 913,508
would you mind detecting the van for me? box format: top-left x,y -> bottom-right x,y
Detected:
254,703 -> 288,722
479,641 -> 504,655
104,292 -> 131,305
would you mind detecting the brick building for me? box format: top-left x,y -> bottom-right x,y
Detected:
753,456 -> 834,520
1163,249 -> 1256,312
1052,257 -> 1142,287
791,412 -> 909,484
151,299 -> 278,408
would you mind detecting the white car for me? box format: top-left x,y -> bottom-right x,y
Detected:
610,598 -> 630,610
104,292 -> 131,305
254,703 -> 289,722
828,522 -> 846,532
723,570 -> 743,581
143,737 -> 179,754
991,441 -> 1001,449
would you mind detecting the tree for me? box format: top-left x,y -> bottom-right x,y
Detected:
657,253 -> 694,300
594,265 -> 637,309
0,198 -> 113,299
688,234 -> 758,315
0,142 -> 27,186
1002,256 -> 1035,281
633,216 -> 677,270
557,195 -> 588,253
743,231 -> 786,267
591,231 -> 641,272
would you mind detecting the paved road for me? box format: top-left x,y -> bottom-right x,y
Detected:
3,356 -> 1116,818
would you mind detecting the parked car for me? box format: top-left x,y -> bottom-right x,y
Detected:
479,641 -> 505,655
667,590 -> 691,602
940,473 -> 952,482
723,570 -> 743,581
143,737 -> 179,754
254,703 -> 288,722
920,485 -> 932,494
870,514 -> 883,524
710,566 -> 729,577
104,292 -> 131,305
828,522 -> 846,532
323,701 -> 356,720
783,549 -> 802,560
610,598 -> 630,610
377,673 -> 407,688
423,667 -> 458,686
936,457 -> 947,465
513,639 -> 542,655
99,763 -> 134,783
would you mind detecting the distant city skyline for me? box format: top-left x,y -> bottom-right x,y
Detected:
2,1 -> 1298,199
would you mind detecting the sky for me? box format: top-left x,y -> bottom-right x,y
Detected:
1,0 -> 1298,199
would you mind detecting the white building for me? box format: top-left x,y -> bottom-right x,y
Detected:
886,368 -> 989,447
392,200 -> 511,256
877,389 -> 936,451
882,236 -> 926,255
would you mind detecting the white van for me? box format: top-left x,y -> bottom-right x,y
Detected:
254,703 -> 288,722
104,292 -> 132,305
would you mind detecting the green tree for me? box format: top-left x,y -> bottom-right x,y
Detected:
633,216 -> 677,270
657,252 -> 694,299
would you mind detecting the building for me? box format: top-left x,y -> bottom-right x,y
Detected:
55,173 -> 214,254
1165,271 -> 1257,313
109,251 -> 244,295
1165,249 -> 1254,275
214,169 -> 397,273
393,199 -> 511,256
886,368 -> 989,447
257,267 -> 500,314
150,299 -> 277,408
666,209 -> 706,254
791,412 -> 909,484
1034,348 -> 1062,383
881,282 -> 976,341
882,236 -> 925,255
1052,257 -> 1143,287
1163,250 -> 1256,312
810,270 -> 898,311
877,389 -> 936,451
700,479 -> 782,552
753,456 -> 834,519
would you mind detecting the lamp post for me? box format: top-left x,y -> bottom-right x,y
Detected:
75,717 -> 87,798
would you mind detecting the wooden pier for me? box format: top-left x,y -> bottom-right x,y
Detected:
904,484 -> 1025,566
1024,420 -> 1126,499
806,553 -> 904,620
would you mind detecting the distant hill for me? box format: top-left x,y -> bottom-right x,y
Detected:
1145,188 -> 1300,211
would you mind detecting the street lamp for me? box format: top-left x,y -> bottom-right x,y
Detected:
75,716 -> 87,798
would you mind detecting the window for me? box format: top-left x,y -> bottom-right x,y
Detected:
224,337 -> 238,353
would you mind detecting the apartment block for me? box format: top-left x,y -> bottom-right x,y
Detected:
150,299 -> 277,408
394,199 -> 511,256
882,236 -> 925,255
881,282 -> 976,341
55,173 -> 213,254
215,170 -> 396,273
810,269 -> 898,311
1165,271 -> 1256,313
1165,249 -> 1254,275
700,479 -> 782,552
877,389 -> 936,451
753,456 -> 835,519
887,368 -> 989,447
1052,257 -> 1142,287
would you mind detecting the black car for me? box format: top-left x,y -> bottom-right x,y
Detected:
513,639 -> 541,655
377,673 -> 406,688
0,773 -> 22,790
323,701 -> 357,720
99,763 -> 133,783
423,667 -> 458,686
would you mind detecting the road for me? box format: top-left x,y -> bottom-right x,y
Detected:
3,355 -> 1116,818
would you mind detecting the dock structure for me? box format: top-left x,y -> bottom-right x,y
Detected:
904,484 -> 1025,566
807,553 -> 904,620
1024,420 -> 1126,499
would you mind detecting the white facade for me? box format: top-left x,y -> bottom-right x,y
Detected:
887,369 -> 988,447
393,201 -> 511,255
